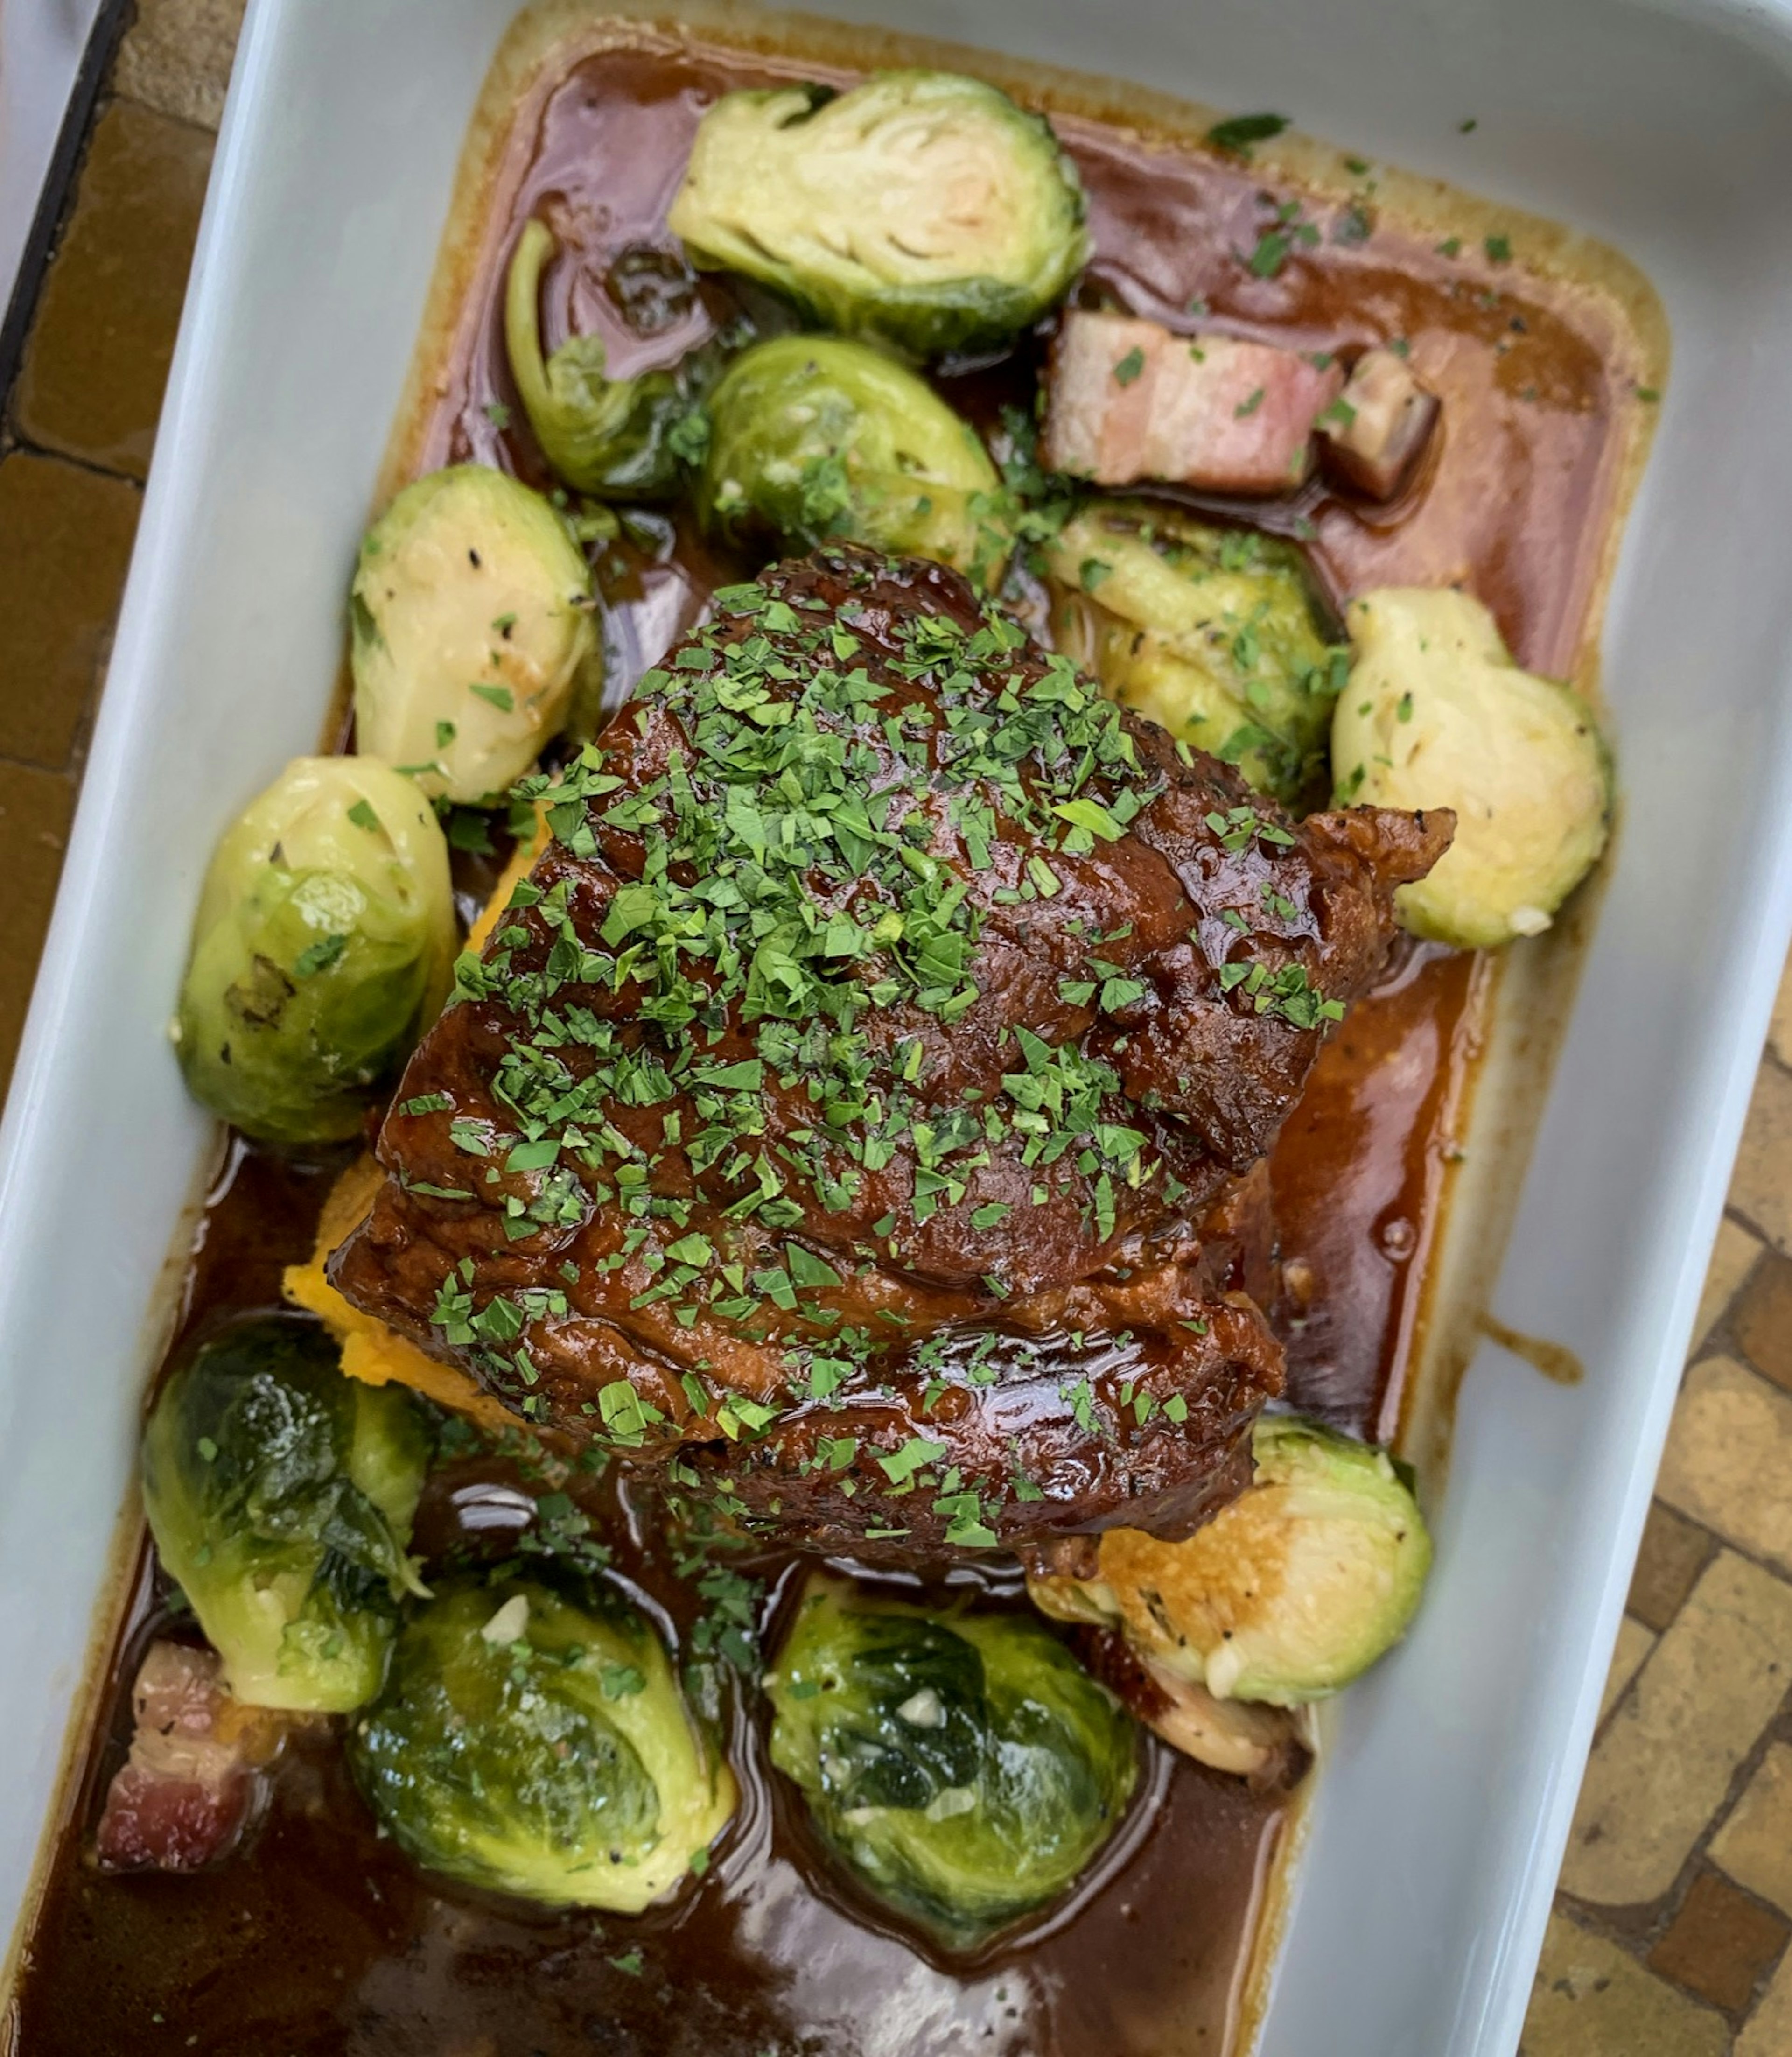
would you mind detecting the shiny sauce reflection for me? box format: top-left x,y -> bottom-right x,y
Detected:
8,24 -> 1630,2057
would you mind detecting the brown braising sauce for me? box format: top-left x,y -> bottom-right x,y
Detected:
7,22 -> 1642,2056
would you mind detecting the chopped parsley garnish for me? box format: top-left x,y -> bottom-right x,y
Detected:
1206,111 -> 1289,154
293,933 -> 348,977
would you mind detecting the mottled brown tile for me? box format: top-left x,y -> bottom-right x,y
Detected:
0,764 -> 75,1095
0,453 -> 139,770
1648,1870 -> 1788,2013
1600,1616 -> 1656,1724
1730,1059 -> 1792,1256
1714,1744 -> 1792,1917
12,101 -> 213,480
1698,1216 -> 1764,1351
1740,1950 -> 1792,2056
1526,1915 -> 1729,2057
1657,1357 -> 1792,1574
1561,1551 -> 1792,1906
1735,1247 -> 1792,1397
114,0 -> 248,133
1628,1500 -> 1717,1634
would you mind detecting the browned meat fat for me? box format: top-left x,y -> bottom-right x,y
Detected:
94,1643 -> 282,1873
1041,309 -> 1346,494
1319,346 -> 1442,500
329,546 -> 1451,1559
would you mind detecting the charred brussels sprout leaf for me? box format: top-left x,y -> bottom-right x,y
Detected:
173,756 -> 456,1144
700,335 -> 1002,575
768,1576 -> 1135,1949
504,219 -> 729,500
351,463 -> 600,804
1061,1415 -> 1433,1708
1333,587 -> 1611,947
1047,501 -> 1347,810
350,1577 -> 736,1910
668,71 -> 1090,358
141,1316 -> 429,1712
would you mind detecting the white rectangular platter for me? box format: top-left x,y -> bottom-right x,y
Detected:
7,1 -> 1792,2051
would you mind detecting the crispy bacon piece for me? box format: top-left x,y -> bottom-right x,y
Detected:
94,1642 -> 281,1873
1041,310 -> 1345,495
1318,347 -> 1441,500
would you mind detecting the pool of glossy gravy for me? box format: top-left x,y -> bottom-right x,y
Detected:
7,26 -> 1619,2057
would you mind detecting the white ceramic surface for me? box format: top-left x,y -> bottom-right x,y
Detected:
7,2 -> 1792,2051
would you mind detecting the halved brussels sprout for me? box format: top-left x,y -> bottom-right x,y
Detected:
767,1576 -> 1135,1950
504,220 -> 723,500
350,1576 -> 736,1910
1332,587 -> 1610,948
700,335 -> 1001,574
173,756 -> 456,1144
141,1315 -> 430,1713
350,464 -> 600,803
1032,1415 -> 1430,1709
1047,502 -> 1347,809
667,70 -> 1089,359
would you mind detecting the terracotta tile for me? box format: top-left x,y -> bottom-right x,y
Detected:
1697,1216 -> 1764,1353
114,0 -> 248,133
1628,1500 -> 1718,1633
1735,1248 -> 1792,1397
1601,1616 -> 1656,1723
1525,1915 -> 1728,2057
1560,1551 -> 1792,1907
0,453 -> 139,770
1656,1357 -> 1792,1574
0,765 -> 75,1096
1771,952 -> 1792,1072
13,101 -> 213,480
1730,1059 -> 1792,1256
1713,1743 -> 1792,1916
1647,1870 -> 1788,2012
1739,1949 -> 1792,2057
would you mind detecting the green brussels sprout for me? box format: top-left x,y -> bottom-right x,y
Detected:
1332,587 -> 1611,948
350,463 -> 600,804
667,71 -> 1090,359
700,335 -> 1001,574
1048,501 -> 1348,809
173,756 -> 456,1144
1074,1415 -> 1432,1708
141,1315 -> 430,1713
767,1576 -> 1136,1950
350,1577 -> 736,1910
504,220 -> 723,500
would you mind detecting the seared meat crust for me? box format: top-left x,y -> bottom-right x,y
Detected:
330,545 -> 1449,1555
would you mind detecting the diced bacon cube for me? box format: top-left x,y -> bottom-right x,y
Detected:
94,1641 -> 282,1873
1041,310 -> 1345,496
1318,346 -> 1441,500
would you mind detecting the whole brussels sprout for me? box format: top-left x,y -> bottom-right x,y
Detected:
350,1577 -> 736,1910
700,335 -> 1001,574
141,1315 -> 430,1713
1047,502 -> 1348,810
767,1576 -> 1136,1950
173,756 -> 456,1144
504,220 -> 724,500
1332,587 -> 1610,948
1034,1415 -> 1431,1709
350,463 -> 600,804
667,71 -> 1090,359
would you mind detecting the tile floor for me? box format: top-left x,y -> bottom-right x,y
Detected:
4,5 -> 1791,2049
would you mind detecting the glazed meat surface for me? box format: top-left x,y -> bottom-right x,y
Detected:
330,545 -> 1450,1556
